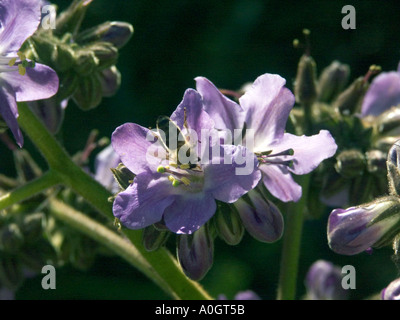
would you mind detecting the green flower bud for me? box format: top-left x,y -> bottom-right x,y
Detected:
72,75 -> 103,110
142,224 -> 170,252
69,236 -> 98,271
51,43 -> 76,73
333,77 -> 369,115
0,223 -> 24,253
73,51 -> 99,76
76,21 -> 134,49
110,163 -> 135,191
294,54 -> 317,106
317,60 -> 350,103
84,42 -> 119,70
213,202 -> 244,246
54,0 -> 94,37
19,213 -> 45,243
334,149 -> 365,178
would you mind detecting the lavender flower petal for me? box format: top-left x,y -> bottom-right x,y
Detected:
195,76 -> 244,132
361,71 -> 400,117
113,173 -> 175,230
259,164 -> 302,202
0,0 -> 41,54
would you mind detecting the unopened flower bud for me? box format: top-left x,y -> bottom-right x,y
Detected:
97,66 -> 121,97
142,224 -> 170,252
305,260 -> 348,300
365,149 -> 386,174
72,75 -> 103,110
334,149 -> 365,178
177,225 -> 213,281
294,54 -> 317,106
233,187 -> 284,243
19,213 -> 45,243
381,278 -> 400,300
375,106 -> 400,136
214,202 -> 244,246
0,223 -> 24,253
387,140 -> 400,196
317,61 -> 350,103
110,163 -> 135,191
54,0 -> 94,37
83,42 -> 119,70
74,51 -> 99,76
69,236 -> 98,270
333,77 -> 369,115
327,196 -> 400,255
76,21 -> 134,49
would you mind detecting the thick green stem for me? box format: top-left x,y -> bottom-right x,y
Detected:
16,102 -> 212,300
277,174 -> 311,300
0,170 -> 61,211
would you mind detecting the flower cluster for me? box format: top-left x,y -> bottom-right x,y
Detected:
109,72 -> 337,279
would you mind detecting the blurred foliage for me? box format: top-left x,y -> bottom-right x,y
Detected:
4,0 -> 400,299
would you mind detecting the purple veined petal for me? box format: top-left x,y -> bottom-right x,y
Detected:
361,71 -> 400,117
0,0 -> 41,55
1,63 -> 59,102
170,88 -> 214,135
195,76 -> 244,132
0,82 -> 23,147
163,193 -> 217,234
259,164 -> 302,202
327,200 -> 400,255
239,73 -> 295,149
269,130 -> 338,175
113,172 -> 176,230
111,122 -> 166,175
203,144 -> 261,203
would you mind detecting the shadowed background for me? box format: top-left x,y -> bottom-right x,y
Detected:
3,0 -> 400,299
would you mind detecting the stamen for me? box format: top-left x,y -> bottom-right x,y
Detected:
157,165 -> 165,173
18,64 -> 26,76
8,57 -> 17,67
17,51 -> 26,61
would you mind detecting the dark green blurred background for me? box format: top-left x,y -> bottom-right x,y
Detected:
3,0 -> 400,299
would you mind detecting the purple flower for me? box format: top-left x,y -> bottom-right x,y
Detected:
381,278 -> 400,300
0,0 -> 59,147
361,62 -> 400,117
196,73 -> 338,202
327,196 -> 400,255
111,89 -> 261,234
305,260 -> 347,300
